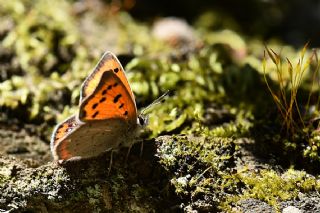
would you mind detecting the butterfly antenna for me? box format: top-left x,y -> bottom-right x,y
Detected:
107,151 -> 114,176
141,90 -> 170,114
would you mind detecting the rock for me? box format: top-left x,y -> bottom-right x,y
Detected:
282,206 -> 302,213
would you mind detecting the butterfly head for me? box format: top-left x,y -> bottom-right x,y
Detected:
137,114 -> 149,127
137,91 -> 170,128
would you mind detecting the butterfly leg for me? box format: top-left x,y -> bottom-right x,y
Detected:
125,145 -> 132,164
108,151 -> 114,175
139,141 -> 144,158
124,139 -> 144,163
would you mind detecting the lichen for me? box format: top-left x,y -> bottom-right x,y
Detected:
1,0 -> 320,212
156,134 -> 320,212
156,135 -> 237,212
222,169 -> 320,212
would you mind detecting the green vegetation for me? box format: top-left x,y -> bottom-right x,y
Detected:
1,0 -> 320,212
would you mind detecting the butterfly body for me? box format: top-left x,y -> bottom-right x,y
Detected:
50,52 -> 146,162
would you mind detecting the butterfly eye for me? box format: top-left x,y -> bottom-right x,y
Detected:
138,116 -> 145,126
138,115 -> 148,126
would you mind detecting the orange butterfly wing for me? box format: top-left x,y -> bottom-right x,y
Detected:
79,71 -> 137,124
80,51 -> 135,103
50,115 -> 79,153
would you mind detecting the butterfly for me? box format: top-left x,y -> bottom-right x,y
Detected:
50,51 -> 149,162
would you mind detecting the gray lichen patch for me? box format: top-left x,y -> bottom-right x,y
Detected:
156,135 -> 320,212
0,156 -> 72,211
0,143 -> 178,212
156,135 -> 237,212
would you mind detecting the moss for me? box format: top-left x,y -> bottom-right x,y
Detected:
0,149 -> 172,212
156,135 -> 237,212
0,0 -> 257,139
2,0 -> 320,212
0,0 -> 88,123
222,169 -> 320,212
156,134 -> 320,212
304,131 -> 320,162
0,158 -> 74,210
86,184 -> 103,212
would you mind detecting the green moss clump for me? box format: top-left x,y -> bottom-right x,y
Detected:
223,169 -> 320,212
156,135 -> 320,212
304,131 -> 320,162
156,135 -> 237,212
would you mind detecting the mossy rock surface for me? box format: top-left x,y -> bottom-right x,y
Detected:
2,0 -> 320,212
2,134 -> 320,212
0,140 -> 177,212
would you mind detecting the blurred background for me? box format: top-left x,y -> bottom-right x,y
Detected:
118,0 -> 320,47
1,0 -> 320,159
1,0 -> 320,141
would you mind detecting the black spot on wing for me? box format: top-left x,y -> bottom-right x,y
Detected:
113,82 -> 118,87
92,111 -> 99,118
68,123 -> 74,128
119,103 -> 124,109
113,94 -> 122,103
107,85 -> 112,90
99,97 -> 106,103
92,103 -> 98,109
124,111 -> 128,116
102,89 -> 107,95
114,68 -> 119,73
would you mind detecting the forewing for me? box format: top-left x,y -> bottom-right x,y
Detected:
80,51 -> 135,103
79,71 -> 137,124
